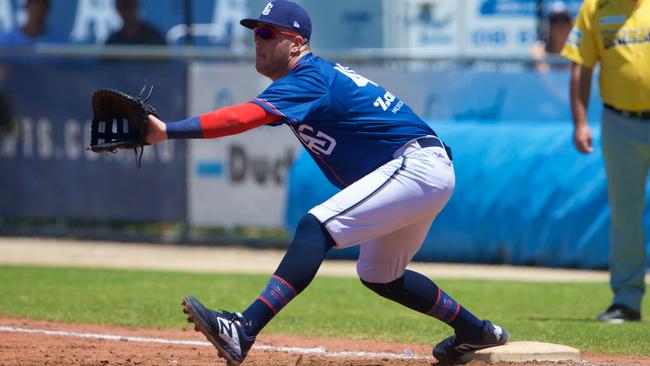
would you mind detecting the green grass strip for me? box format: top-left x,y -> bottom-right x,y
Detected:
0,265 -> 648,356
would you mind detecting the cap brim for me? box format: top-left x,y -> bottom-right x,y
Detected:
240,19 -> 260,30
240,18 -> 296,33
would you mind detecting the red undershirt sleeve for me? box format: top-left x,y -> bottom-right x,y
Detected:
165,102 -> 282,139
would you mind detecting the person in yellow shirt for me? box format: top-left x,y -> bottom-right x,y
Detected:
561,0 -> 649,322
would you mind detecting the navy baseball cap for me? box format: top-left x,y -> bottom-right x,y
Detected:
240,1 -> 311,40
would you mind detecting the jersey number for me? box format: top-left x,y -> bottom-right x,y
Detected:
334,64 -> 378,87
297,125 -> 337,155
334,63 -> 399,113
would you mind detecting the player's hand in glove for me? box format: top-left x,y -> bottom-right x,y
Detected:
145,114 -> 167,145
88,86 -> 158,168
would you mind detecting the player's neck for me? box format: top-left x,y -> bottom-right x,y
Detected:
286,49 -> 310,70
267,50 -> 310,81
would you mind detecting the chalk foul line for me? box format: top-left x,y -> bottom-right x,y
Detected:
0,325 -> 433,360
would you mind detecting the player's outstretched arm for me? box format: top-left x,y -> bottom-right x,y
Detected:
146,103 -> 281,145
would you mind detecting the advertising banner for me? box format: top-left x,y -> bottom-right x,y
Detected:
463,0 -> 538,57
384,0 -> 463,55
187,62 -> 302,227
383,0 -> 584,57
0,60 -> 187,221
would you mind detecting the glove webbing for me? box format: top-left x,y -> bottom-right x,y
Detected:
94,118 -> 145,170
132,84 -> 153,170
134,145 -> 144,170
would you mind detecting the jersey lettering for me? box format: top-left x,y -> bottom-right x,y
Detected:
296,125 -> 336,155
373,91 -> 396,111
334,64 -> 378,88
334,64 -> 400,113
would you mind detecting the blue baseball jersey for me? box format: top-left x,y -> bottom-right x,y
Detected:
252,53 -> 436,188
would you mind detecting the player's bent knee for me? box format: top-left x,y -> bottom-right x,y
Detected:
293,213 -> 336,250
359,276 -> 402,298
359,277 -> 385,294
356,264 -> 403,284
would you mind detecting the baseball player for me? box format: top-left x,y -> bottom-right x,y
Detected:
145,1 -> 509,364
561,0 -> 649,322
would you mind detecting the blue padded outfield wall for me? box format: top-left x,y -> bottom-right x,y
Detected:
286,121 -> 650,269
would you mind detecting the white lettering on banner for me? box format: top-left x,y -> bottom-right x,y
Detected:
65,118 -> 81,160
296,125 -> 336,155
0,123 -> 17,158
36,118 -> 53,159
156,140 -> 174,163
334,64 -> 378,88
71,0 -> 121,43
211,0 -> 247,47
0,118 -> 175,163
0,0 -> 14,33
21,117 -> 33,158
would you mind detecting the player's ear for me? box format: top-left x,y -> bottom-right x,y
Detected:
291,36 -> 305,53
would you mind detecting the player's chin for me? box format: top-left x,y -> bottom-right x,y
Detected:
255,61 -> 270,77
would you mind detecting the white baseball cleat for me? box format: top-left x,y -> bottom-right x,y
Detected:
182,296 -> 256,365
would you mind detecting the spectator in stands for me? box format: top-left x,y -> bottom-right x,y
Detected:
530,1 -> 573,71
106,0 -> 167,45
0,0 -> 58,46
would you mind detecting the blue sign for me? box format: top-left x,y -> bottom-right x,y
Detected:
480,0 -> 538,16
0,59 -> 188,221
479,0 -> 582,17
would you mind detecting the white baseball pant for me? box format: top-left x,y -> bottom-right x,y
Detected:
310,136 -> 455,283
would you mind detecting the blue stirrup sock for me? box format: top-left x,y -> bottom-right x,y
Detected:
360,269 -> 485,340
242,214 -> 334,336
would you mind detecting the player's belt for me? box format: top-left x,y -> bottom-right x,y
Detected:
416,136 -> 453,161
604,104 -> 650,120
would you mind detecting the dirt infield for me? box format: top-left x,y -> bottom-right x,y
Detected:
2,317 -> 649,366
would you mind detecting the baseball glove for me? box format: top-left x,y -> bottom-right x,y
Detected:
88,86 -> 157,168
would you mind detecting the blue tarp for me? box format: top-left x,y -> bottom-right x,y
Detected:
285,121 -> 650,269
